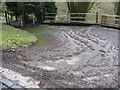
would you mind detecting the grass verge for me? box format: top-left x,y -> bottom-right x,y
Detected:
0,24 -> 37,49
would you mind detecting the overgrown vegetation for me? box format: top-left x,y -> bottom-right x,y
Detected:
1,24 -> 37,49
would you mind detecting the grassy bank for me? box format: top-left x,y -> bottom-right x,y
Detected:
1,24 -> 37,49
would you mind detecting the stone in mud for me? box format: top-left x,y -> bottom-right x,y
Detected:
52,56 -> 60,60
73,52 -> 81,55
39,58 -> 43,60
91,48 -> 95,50
101,44 -> 106,48
99,50 -> 106,53
22,57 -> 31,61
11,85 -> 23,89
101,54 -> 106,57
39,56 -> 46,60
107,51 -> 111,53
66,54 -> 73,57
0,79 -> 13,87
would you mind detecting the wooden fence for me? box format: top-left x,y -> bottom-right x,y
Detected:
3,10 -> 120,28
45,12 -> 98,24
44,12 -> 120,28
101,14 -> 120,28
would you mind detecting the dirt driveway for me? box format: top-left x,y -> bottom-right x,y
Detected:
1,25 -> 119,88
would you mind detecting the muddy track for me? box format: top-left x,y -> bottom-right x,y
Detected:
1,25 -> 119,88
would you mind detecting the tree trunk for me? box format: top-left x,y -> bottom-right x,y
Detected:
15,14 -> 18,21
35,8 -> 42,25
5,10 -> 8,24
22,10 -> 26,27
115,2 -> 120,24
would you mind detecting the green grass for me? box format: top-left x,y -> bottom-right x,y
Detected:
1,24 -> 37,49
0,19 -> 6,23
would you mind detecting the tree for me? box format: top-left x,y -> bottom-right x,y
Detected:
67,2 -> 100,21
42,2 -> 57,20
5,2 -> 19,21
114,1 -> 120,15
24,2 -> 57,23
17,2 -> 26,26
5,2 -> 57,25
114,2 -> 120,25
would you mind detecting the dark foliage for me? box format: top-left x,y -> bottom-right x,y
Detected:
5,2 -> 57,25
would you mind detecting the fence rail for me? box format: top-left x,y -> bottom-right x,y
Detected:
70,13 -> 96,15
45,12 -> 98,24
101,14 -> 120,18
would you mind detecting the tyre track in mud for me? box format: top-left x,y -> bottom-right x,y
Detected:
2,25 -> 119,88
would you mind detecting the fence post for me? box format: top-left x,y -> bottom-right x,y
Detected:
33,17 -> 35,26
118,20 -> 120,28
96,12 -> 98,24
20,15 -> 23,28
20,19 -> 23,28
43,11 -> 45,22
67,12 -> 69,23
41,10 -> 44,23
